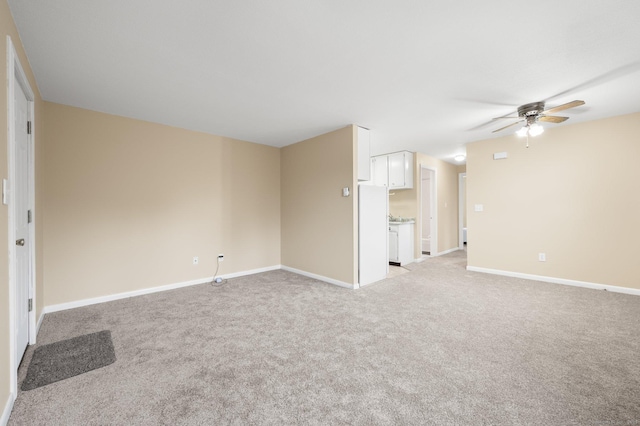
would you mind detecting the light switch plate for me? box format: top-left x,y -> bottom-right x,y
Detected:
342,187 -> 350,197
474,204 -> 483,212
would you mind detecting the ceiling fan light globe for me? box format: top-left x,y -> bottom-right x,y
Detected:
529,123 -> 544,137
516,126 -> 529,137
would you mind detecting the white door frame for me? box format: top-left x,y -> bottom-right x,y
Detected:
458,172 -> 466,249
420,165 -> 437,256
7,35 -> 37,398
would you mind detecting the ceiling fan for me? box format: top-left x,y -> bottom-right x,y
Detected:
492,100 -> 585,137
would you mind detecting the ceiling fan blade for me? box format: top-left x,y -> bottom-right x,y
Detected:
492,120 -> 523,133
542,100 -> 585,115
467,120 -> 497,131
539,115 -> 569,123
545,62 -> 640,102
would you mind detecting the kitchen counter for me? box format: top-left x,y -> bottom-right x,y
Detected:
388,216 -> 415,225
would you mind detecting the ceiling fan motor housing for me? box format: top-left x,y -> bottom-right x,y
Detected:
518,101 -> 546,124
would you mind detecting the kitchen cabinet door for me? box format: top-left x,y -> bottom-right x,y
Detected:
357,126 -> 371,181
388,152 -> 413,189
389,223 -> 414,265
371,155 -> 388,187
389,228 -> 398,262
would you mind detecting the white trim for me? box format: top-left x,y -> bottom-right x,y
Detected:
1,394 -> 15,426
433,247 -> 460,257
28,97 -> 36,345
6,35 -> 17,406
36,311 -> 45,335
466,266 -> 640,297
221,264 -> 280,280
458,172 -> 466,249
281,266 -> 358,289
44,265 -> 282,314
6,35 -> 36,403
416,247 -> 460,262
43,278 -> 214,314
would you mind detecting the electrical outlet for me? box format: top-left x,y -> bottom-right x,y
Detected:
218,254 -> 224,262
193,256 -> 199,265
538,253 -> 546,262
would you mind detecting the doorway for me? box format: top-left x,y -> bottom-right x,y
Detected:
420,166 -> 437,256
458,172 -> 467,249
7,36 -> 37,397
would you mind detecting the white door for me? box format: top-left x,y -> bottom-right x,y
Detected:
14,79 -> 30,363
421,166 -> 437,256
422,173 -> 431,253
458,173 -> 467,248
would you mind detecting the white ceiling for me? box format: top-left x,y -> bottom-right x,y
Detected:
8,1 -> 640,162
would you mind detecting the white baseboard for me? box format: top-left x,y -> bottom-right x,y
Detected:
1,393 -> 15,426
467,266 -> 640,296
433,247 -> 460,257
40,263 -> 356,319
281,266 -> 357,289
43,264 -> 282,314
221,264 -> 281,280
415,247 -> 459,263
36,310 -> 45,334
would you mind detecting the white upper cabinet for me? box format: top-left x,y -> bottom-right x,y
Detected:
388,151 -> 413,189
357,126 -> 371,181
371,151 -> 413,189
371,155 -> 388,187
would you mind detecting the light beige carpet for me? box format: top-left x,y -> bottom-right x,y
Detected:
10,251 -> 640,425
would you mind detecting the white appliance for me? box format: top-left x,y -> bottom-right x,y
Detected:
358,184 -> 389,286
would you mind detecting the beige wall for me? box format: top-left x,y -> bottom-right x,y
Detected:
281,126 -> 358,285
43,103 -> 281,305
1,0 -> 46,413
466,112 -> 640,290
389,153 -> 461,258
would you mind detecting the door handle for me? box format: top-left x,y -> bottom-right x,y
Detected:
16,239 -> 25,246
